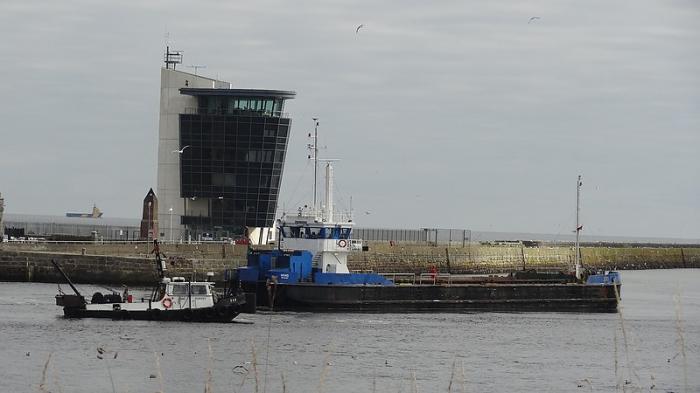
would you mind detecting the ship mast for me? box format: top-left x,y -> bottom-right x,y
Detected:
311,118 -> 319,211
575,175 -> 582,280
324,162 -> 334,222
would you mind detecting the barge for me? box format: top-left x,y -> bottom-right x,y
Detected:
235,157 -> 621,313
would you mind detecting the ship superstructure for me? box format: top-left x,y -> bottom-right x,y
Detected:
279,161 -> 355,273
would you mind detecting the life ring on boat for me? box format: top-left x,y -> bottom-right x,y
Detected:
337,239 -> 347,248
162,297 -> 173,309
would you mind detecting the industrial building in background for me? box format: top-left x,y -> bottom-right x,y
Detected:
156,48 -> 295,243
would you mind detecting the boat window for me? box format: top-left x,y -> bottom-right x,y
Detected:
282,226 -> 302,238
154,283 -> 167,301
272,256 -> 290,269
307,227 -> 320,239
340,228 -> 352,239
191,284 -> 208,295
171,284 -> 189,296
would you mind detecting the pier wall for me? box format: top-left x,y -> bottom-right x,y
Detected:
0,250 -> 245,285
348,243 -> 700,273
1,243 -> 698,285
0,242 -> 247,259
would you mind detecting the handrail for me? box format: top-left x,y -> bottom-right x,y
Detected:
183,107 -> 289,118
379,272 -> 455,285
2,239 -> 237,245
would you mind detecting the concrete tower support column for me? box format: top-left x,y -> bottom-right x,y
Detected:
156,68 -> 228,242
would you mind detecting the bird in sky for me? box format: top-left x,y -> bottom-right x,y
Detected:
356,24 -> 364,33
172,145 -> 190,154
528,16 -> 541,24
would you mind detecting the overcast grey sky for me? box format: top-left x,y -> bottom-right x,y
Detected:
0,0 -> 698,239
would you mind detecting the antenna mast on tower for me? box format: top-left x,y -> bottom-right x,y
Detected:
164,46 -> 183,70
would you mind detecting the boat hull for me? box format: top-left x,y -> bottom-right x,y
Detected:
62,306 -> 240,322
58,295 -> 244,322
253,283 -> 620,313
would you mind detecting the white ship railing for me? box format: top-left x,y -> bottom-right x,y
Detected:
282,209 -> 354,224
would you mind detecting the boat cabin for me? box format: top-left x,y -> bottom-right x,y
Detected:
279,224 -> 352,240
151,277 -> 216,310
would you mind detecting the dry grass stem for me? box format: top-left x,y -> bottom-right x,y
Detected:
410,371 -> 418,393
447,357 -> 457,392
51,360 -> 64,393
153,351 -> 165,393
317,352 -> 332,393
613,284 -> 639,388
105,357 -> 116,393
614,327 -> 620,391
673,292 -> 688,393
204,339 -> 213,393
38,352 -> 52,393
251,338 -> 260,393
264,313 -> 273,393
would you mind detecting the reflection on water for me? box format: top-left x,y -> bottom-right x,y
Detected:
0,269 -> 698,392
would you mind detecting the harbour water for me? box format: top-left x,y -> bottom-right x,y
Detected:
1,269 -> 698,392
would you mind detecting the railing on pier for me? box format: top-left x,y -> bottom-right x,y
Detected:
183,107 -> 289,118
378,272 -> 455,285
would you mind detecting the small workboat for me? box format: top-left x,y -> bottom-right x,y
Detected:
53,241 -> 246,322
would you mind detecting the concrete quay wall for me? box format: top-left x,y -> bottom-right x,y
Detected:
1,243 -> 698,285
0,242 -> 247,259
347,243 -> 700,273
0,250 -> 246,285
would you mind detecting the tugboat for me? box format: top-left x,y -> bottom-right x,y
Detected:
53,240 -> 246,322
236,128 -> 621,312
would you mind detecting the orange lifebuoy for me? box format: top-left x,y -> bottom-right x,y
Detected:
162,297 -> 173,309
337,239 -> 348,248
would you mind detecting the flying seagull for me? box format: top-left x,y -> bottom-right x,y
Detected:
356,24 -> 364,33
172,145 -> 190,154
528,16 -> 541,24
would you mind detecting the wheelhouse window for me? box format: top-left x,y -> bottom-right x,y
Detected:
171,283 -> 189,296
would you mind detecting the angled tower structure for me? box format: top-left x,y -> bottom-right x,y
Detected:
156,49 -> 295,242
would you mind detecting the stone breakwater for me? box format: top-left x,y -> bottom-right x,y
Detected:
0,250 -> 244,285
348,243 -> 700,273
1,243 -> 698,285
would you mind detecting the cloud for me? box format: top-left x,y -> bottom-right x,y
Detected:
0,0 -> 698,238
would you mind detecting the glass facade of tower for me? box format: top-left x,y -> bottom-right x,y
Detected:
178,91 -> 294,233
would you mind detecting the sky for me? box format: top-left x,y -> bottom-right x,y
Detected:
0,0 -> 698,239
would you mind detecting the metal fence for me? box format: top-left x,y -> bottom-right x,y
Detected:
3,215 -> 471,246
352,227 -> 472,246
3,220 -> 140,240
